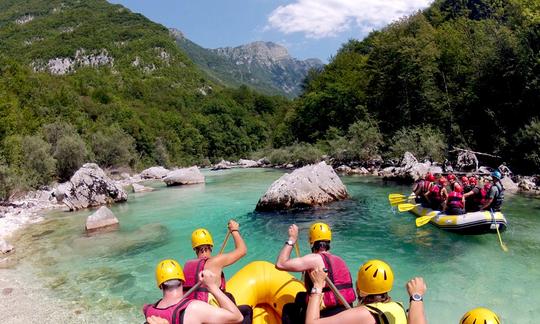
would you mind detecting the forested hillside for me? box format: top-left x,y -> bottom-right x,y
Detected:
276,0 -> 540,173
0,0 -> 287,198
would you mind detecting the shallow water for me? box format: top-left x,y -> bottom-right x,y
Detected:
9,168 -> 540,323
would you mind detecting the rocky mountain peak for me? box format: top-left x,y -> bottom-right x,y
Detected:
169,28 -> 184,40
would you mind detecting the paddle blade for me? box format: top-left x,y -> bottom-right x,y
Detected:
495,225 -> 509,252
415,212 -> 437,227
389,193 -> 407,200
397,203 -> 417,212
389,198 -> 407,206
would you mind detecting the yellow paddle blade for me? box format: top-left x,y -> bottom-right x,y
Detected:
415,212 -> 438,227
390,199 -> 407,206
495,224 -> 509,252
388,193 -> 406,199
397,203 -> 417,212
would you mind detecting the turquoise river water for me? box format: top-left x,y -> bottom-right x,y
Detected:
8,168 -> 540,323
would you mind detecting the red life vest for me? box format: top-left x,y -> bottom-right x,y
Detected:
429,184 -> 444,202
143,298 -> 194,324
472,187 -> 488,205
183,258 -> 226,302
304,252 -> 356,308
447,191 -> 464,209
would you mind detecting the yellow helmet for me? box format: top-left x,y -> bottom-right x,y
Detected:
460,308 -> 500,324
155,259 -> 185,288
356,259 -> 394,295
191,228 -> 214,249
309,222 -> 332,244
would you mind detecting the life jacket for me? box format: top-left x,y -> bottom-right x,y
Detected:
143,298 -> 194,324
429,184 -> 444,202
304,252 -> 356,308
365,301 -> 407,324
447,191 -> 464,209
183,258 -> 226,302
470,187 -> 486,205
490,182 -> 505,210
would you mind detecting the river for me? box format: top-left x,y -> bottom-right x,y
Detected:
7,168 -> 540,323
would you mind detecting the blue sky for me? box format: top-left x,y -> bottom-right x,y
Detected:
109,0 -> 432,62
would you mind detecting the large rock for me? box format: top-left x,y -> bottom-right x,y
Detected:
238,159 -> 259,168
140,166 -> 170,179
85,206 -> 119,233
381,152 -> 443,182
500,176 -> 518,193
163,167 -> 205,186
54,163 -> 128,211
456,151 -> 478,172
211,160 -> 232,170
255,161 -> 349,211
518,177 -> 537,191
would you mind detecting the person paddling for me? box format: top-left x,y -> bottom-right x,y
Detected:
425,176 -> 448,210
445,183 -> 465,215
480,171 -> 505,211
276,222 -> 356,323
304,260 -> 427,324
143,259 -> 243,324
182,221 -> 252,323
412,173 -> 434,207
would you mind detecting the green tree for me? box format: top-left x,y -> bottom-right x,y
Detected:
21,135 -> 57,187
389,126 -> 447,161
88,126 -> 136,168
54,134 -> 89,181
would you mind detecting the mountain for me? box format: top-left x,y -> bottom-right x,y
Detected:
0,0 -> 287,197
171,29 -> 323,98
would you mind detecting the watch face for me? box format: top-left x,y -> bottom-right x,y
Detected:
412,293 -> 422,301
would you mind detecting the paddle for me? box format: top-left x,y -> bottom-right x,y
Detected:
397,203 -> 419,212
491,209 -> 508,252
218,231 -> 231,255
415,211 -> 438,227
323,268 -> 352,310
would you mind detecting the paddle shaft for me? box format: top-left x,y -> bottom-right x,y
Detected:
324,276 -> 352,310
491,209 -> 508,252
218,231 -> 231,255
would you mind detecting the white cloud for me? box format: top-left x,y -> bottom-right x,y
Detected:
267,0 -> 432,39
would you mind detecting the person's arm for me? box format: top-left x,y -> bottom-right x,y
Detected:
305,268 -> 375,324
424,190 -> 431,204
186,270 -> 243,324
275,224 -> 323,271
207,220 -> 247,271
480,187 -> 496,210
406,277 -> 427,324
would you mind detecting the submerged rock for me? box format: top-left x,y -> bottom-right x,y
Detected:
85,206 -> 119,233
132,183 -> 153,193
140,166 -> 170,179
163,167 -> 205,186
255,161 -> 349,211
54,163 -> 128,211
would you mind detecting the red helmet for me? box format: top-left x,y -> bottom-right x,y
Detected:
447,174 -> 456,181
454,183 -> 463,193
438,177 -> 447,185
461,176 -> 469,184
425,172 -> 435,182
469,177 -> 478,185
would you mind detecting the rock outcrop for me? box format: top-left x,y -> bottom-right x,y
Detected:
140,166 -> 170,179
456,151 -> 479,172
500,176 -> 519,193
238,159 -> 259,168
255,161 -> 349,211
54,163 -> 128,211
85,206 -> 119,233
211,160 -> 232,170
381,152 -> 442,182
163,167 -> 205,186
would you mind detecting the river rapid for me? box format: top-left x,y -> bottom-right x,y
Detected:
6,168 -> 540,323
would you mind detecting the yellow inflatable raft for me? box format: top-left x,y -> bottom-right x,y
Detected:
411,204 -> 508,234
226,261 -> 305,324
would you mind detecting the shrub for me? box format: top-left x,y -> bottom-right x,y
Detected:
389,126 -> 446,161
89,126 -> 137,168
54,134 -> 89,181
514,119 -> 540,173
0,161 -> 14,201
21,135 -> 57,187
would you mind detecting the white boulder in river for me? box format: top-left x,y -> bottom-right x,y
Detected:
255,161 -> 349,211
140,166 -> 170,179
54,163 -> 128,211
85,206 -> 119,233
163,166 -> 205,186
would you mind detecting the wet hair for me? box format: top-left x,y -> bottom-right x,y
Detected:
161,279 -> 182,291
311,240 -> 331,253
359,293 -> 390,305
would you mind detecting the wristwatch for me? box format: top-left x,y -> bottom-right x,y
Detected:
285,240 -> 295,246
410,293 -> 423,302
310,287 -> 322,294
